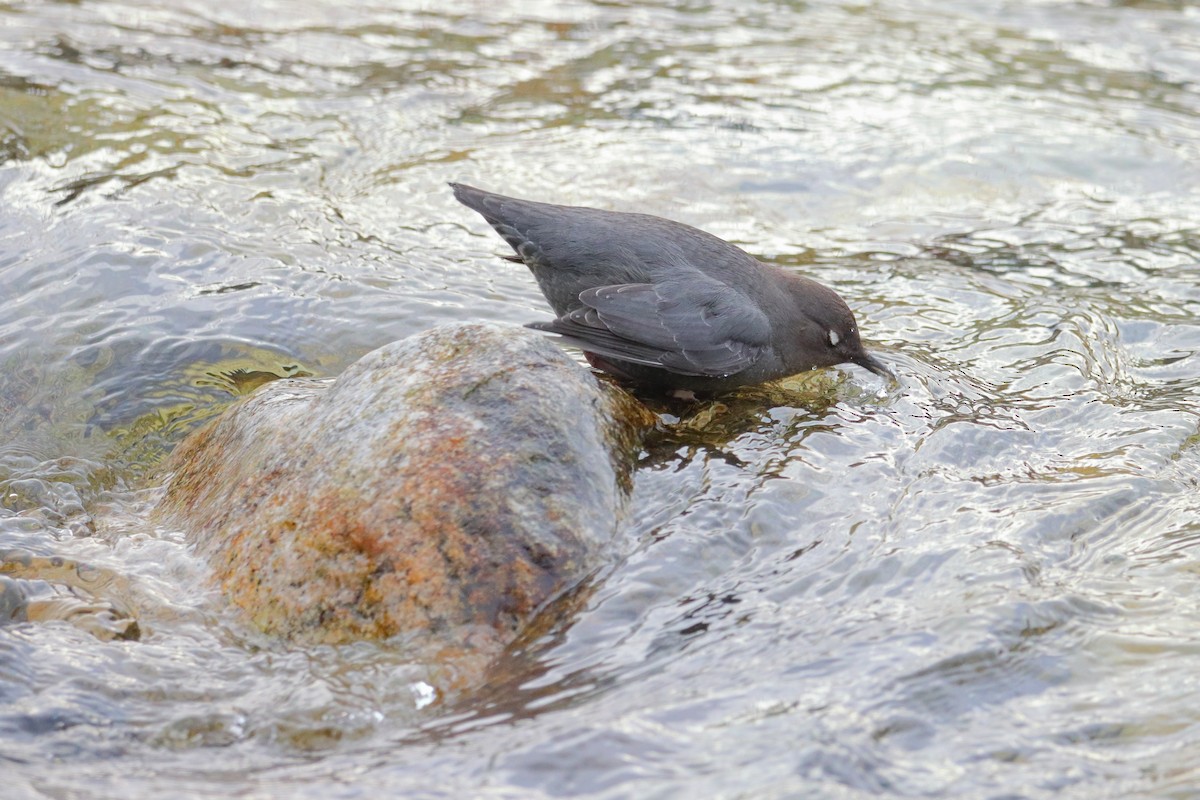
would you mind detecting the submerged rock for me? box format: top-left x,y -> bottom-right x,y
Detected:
0,553 -> 140,641
154,323 -> 653,651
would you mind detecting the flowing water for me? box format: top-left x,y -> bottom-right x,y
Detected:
3,0 -> 1200,797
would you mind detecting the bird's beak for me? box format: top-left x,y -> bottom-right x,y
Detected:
853,352 -> 894,380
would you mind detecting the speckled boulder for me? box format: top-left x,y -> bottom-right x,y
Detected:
154,322 -> 653,648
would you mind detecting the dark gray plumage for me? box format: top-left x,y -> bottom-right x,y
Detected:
451,182 -> 891,393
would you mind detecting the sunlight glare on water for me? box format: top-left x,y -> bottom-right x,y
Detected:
1,0 -> 1200,797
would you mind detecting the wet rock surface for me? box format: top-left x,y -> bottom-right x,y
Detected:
154,323 -> 654,650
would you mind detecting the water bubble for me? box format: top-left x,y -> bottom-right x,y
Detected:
410,681 -> 437,710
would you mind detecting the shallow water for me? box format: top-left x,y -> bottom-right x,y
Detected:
3,0 -> 1200,797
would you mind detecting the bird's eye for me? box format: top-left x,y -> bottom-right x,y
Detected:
828,329 -> 840,347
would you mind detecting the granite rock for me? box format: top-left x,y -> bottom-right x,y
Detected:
154,323 -> 654,651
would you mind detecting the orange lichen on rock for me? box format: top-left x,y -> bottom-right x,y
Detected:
154,323 -> 653,653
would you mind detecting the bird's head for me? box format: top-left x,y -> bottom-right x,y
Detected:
786,276 -> 893,379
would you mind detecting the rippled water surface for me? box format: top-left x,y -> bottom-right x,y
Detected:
3,0 -> 1200,797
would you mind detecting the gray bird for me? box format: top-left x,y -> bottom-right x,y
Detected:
451,183 -> 891,394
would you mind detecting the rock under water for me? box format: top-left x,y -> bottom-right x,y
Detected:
154,322 -> 654,653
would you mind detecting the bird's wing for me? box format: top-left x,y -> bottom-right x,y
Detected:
527,279 -> 771,377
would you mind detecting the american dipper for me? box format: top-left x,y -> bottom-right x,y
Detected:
451,183 -> 891,393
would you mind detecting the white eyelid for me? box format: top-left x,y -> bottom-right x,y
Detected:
828,329 -> 840,347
